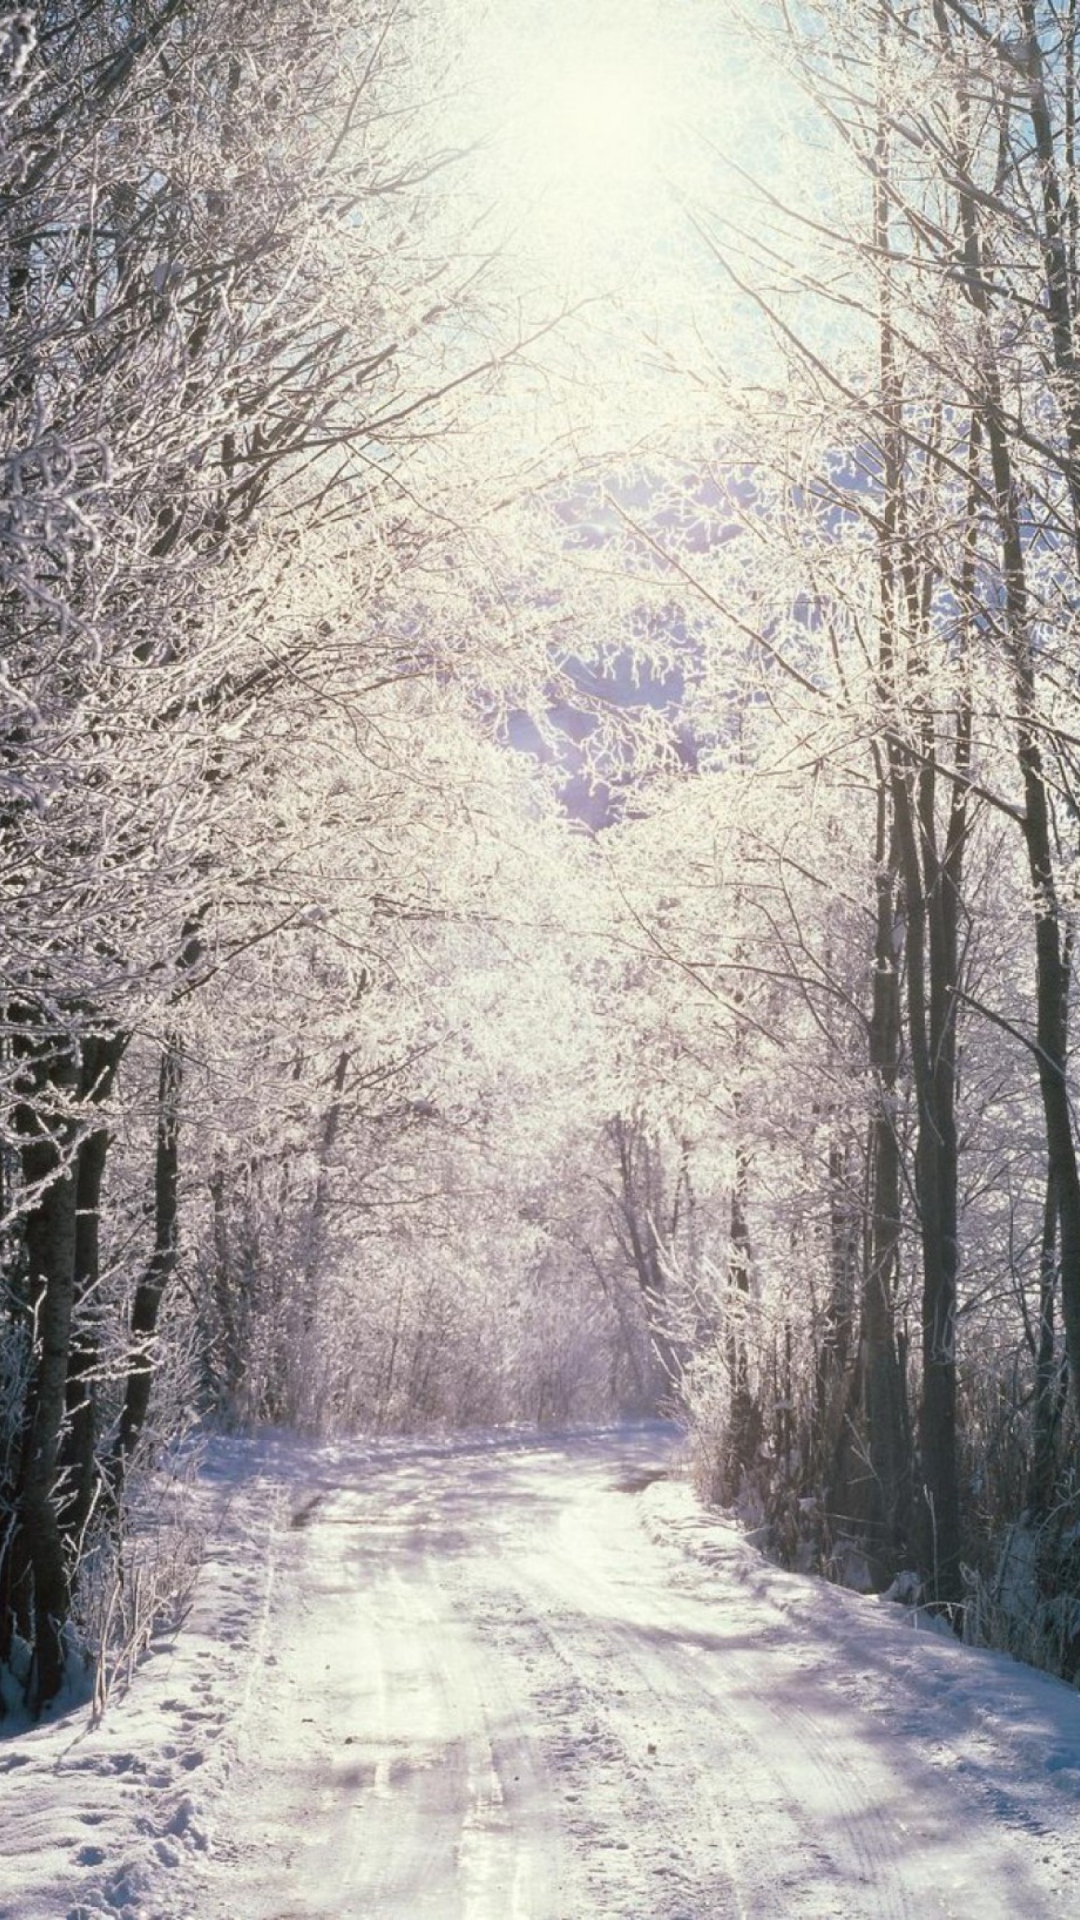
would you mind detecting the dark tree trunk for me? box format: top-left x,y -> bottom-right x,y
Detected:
814,1135 -> 859,1483
114,1030 -> 182,1478
59,1032 -> 126,1550
724,1141 -> 760,1487
939,0 -> 1080,1437
114,914 -> 205,1485
983,393 -> 1080,1424
1026,1172 -> 1065,1520
859,795 -> 912,1581
890,742 -> 965,1602
12,1030 -> 81,1712
871,93 -> 968,1598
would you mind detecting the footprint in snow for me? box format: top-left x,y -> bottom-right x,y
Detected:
67,1752 -> 143,1777
165,1795 -> 211,1849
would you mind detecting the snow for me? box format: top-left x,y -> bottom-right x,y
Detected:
3,1423 -> 1080,1919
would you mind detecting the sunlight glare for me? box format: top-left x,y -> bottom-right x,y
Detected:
430,0 -> 796,446
537,54 -> 660,187
468,1 -> 689,293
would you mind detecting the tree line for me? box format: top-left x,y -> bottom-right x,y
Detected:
592,0 -> 1080,1676
7,0 -> 1080,1718
0,0 -> 596,1715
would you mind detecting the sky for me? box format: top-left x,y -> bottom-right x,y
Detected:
415,0 -> 811,462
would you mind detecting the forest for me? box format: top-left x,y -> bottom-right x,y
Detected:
3,0 -> 1080,1718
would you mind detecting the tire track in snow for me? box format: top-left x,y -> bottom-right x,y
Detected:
489,1449 -> 1053,1920
99,1426 -> 1069,1920
509,1476 -> 912,1919
459,1578 -> 747,1920
271,1475 -> 567,1920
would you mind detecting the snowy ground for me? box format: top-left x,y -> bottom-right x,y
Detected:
4,1422 -> 1080,1919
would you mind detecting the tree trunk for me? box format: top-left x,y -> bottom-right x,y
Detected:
938,0 -> 1080,1434
609,1113 -> 684,1406
1026,1171 -> 1064,1519
860,795 -> 912,1581
114,1030 -> 182,1478
873,82 -> 966,1598
814,1135 -> 859,1482
114,914 -> 205,1482
12,1031 -> 81,1712
59,1032 -> 126,1550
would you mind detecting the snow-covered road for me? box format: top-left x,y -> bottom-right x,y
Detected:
6,1424 -> 1080,1918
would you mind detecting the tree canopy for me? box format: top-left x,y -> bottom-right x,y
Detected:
5,0 -> 1080,1715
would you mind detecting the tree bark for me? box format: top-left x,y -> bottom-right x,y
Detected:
872,70 -> 965,1599
860,793 -> 912,1580
115,1030 -> 182,1477
12,1030 -> 81,1712
59,1032 -> 126,1550
609,1113 -> 684,1406
1026,1171 -> 1065,1519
